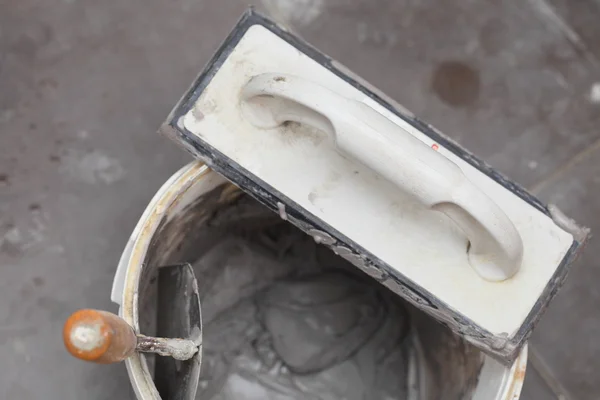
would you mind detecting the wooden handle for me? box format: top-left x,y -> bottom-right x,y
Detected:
63,309 -> 137,364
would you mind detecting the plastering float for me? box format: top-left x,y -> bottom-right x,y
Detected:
160,9 -> 588,363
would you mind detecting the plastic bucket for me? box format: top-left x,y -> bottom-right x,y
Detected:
111,162 -> 527,400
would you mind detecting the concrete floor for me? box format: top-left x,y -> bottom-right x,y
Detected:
1,0 -> 599,398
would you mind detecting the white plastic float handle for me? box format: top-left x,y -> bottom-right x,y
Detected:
240,73 -> 523,282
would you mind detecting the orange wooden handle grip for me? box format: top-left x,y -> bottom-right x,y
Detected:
63,309 -> 137,364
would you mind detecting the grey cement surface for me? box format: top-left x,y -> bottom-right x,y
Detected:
0,0 -> 599,398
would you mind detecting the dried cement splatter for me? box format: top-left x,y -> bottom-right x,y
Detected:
261,0 -> 324,27
589,82 -> 600,104
1,213 -> 48,254
62,150 -> 125,185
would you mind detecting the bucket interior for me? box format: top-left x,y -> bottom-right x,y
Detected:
135,178 -> 488,400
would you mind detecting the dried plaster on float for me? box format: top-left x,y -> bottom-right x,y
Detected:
277,201 -> 288,220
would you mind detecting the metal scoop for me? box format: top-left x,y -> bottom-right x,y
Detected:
63,309 -> 199,363
64,263 -> 202,400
